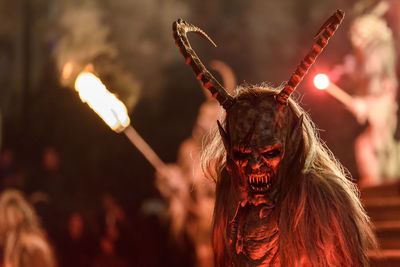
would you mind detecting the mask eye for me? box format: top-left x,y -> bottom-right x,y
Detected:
262,149 -> 281,159
233,150 -> 249,160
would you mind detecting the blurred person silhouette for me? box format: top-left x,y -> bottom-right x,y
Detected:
100,193 -> 127,243
0,189 -> 56,267
29,145 -> 67,250
35,146 -> 63,194
0,148 -> 27,192
58,212 -> 96,267
336,1 -> 400,186
156,60 -> 235,267
0,148 -> 16,187
98,193 -> 133,265
91,236 -> 129,267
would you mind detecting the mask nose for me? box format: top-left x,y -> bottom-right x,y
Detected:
248,154 -> 261,170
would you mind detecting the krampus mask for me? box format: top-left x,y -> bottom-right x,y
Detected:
173,10 -> 344,206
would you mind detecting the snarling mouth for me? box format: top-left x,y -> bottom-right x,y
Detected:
248,175 -> 272,193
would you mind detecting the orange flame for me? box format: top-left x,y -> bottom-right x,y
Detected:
75,72 -> 130,133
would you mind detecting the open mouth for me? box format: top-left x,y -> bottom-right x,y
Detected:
248,174 -> 272,193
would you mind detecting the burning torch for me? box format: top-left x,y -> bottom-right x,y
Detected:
313,73 -> 353,106
74,71 -> 166,172
313,73 -> 369,124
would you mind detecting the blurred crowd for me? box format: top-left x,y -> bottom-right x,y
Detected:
0,146 -> 130,267
0,145 -> 195,267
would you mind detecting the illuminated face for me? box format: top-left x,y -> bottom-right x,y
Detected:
227,93 -> 288,197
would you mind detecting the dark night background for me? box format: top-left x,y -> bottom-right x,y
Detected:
0,0 -> 399,266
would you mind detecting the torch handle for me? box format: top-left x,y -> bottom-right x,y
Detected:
326,83 -> 353,106
123,125 -> 166,172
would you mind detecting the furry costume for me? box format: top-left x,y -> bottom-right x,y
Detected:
173,9 -> 376,266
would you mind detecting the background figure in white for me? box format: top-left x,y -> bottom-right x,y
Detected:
156,61 -> 236,267
0,189 -> 57,267
337,1 -> 400,187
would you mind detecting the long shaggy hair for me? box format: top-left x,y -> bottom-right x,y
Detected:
0,190 -> 57,267
202,85 -> 377,266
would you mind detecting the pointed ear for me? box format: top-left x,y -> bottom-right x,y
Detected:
217,120 -> 230,151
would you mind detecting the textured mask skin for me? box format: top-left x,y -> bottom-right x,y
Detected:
224,89 -> 294,206
217,88 -> 303,266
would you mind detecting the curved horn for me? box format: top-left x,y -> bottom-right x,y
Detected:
276,9 -> 345,105
209,60 -> 237,95
173,19 -> 234,110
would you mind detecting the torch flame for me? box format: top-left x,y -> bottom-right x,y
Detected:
314,73 -> 330,90
75,72 -> 130,133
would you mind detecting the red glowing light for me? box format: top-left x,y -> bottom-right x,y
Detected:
313,74 -> 330,90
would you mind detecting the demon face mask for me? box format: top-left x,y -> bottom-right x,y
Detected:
173,10 -> 344,204
226,94 -> 287,194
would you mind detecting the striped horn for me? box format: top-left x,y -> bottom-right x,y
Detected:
276,9 -> 345,105
173,19 -> 234,110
